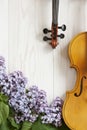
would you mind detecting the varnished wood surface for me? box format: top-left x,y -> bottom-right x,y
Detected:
63,32 -> 87,130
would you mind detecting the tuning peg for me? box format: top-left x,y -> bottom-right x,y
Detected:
43,28 -> 52,34
57,33 -> 65,39
58,24 -> 66,31
43,36 -> 52,41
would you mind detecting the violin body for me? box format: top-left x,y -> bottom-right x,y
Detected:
63,32 -> 87,130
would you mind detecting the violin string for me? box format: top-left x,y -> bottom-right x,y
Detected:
52,0 -> 59,25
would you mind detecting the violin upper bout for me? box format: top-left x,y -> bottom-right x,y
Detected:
68,32 -> 87,72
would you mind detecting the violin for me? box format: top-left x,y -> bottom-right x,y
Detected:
63,32 -> 87,130
43,0 -> 66,48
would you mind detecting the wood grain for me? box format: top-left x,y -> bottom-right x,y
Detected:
8,0 -> 53,103
0,0 -> 8,68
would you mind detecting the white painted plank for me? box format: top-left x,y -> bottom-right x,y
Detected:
0,0 -> 8,68
8,0 -> 53,103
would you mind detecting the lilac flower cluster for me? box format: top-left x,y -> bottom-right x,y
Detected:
34,89 -> 48,113
0,56 -> 7,92
9,85 -> 48,123
0,56 -> 63,127
0,56 -> 6,74
41,97 -> 63,127
1,71 -> 27,96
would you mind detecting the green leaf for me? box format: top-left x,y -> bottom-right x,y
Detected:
0,120 -> 10,130
32,118 -> 70,130
21,121 -> 32,130
0,94 -> 8,103
0,102 -> 9,124
0,120 -> 16,130
8,117 -> 20,129
57,120 -> 70,130
9,106 -> 15,116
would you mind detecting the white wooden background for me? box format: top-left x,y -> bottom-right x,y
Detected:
0,0 -> 87,103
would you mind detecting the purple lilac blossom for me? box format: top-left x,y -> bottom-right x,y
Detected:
9,86 -> 39,123
8,71 -> 27,95
1,71 -> 27,96
0,56 -> 63,127
0,56 -> 8,92
36,90 -> 48,113
0,56 -> 6,74
41,97 -> 63,127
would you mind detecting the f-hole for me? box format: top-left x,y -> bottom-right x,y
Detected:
74,76 -> 87,97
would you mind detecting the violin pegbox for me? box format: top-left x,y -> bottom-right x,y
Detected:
43,24 -> 66,48
42,0 -> 66,48
43,0 -> 66,48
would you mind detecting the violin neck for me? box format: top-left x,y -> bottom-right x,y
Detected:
52,0 -> 59,25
